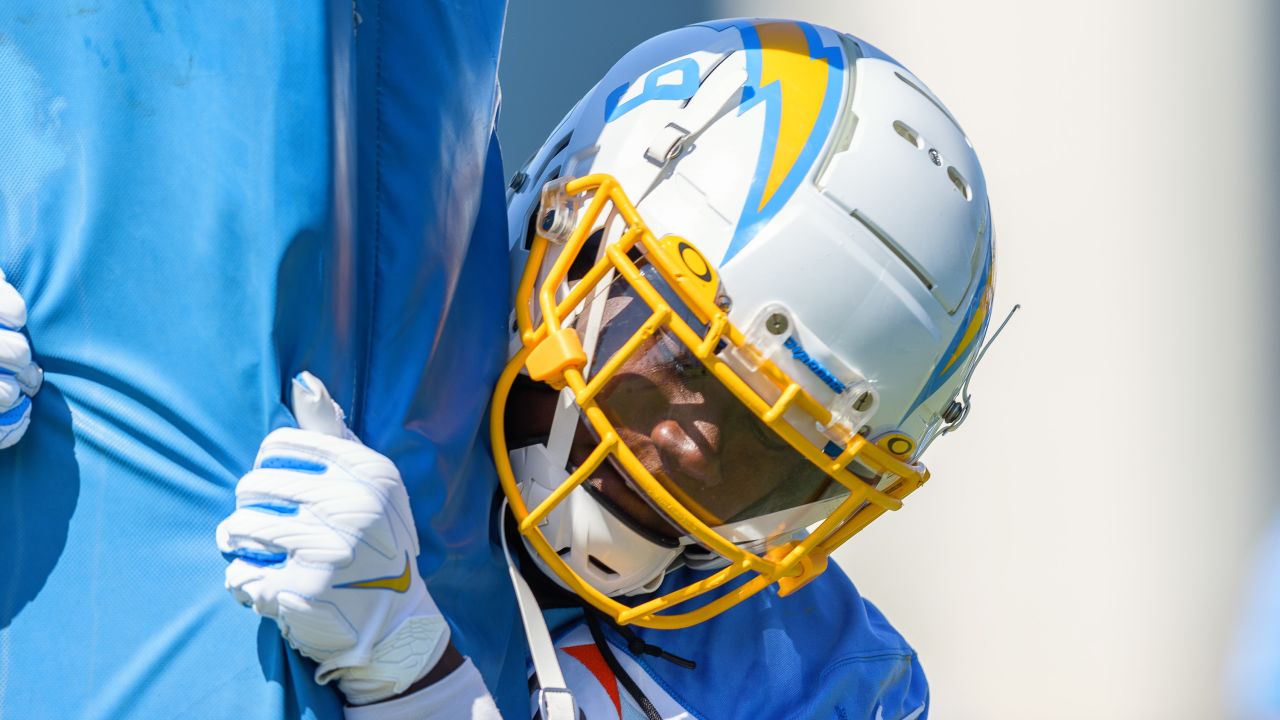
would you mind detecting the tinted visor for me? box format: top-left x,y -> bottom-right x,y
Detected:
577,268 -> 853,531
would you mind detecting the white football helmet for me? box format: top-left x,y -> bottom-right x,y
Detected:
494,19 -> 997,629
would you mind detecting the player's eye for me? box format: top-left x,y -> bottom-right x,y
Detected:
668,347 -> 709,382
747,415 -> 792,451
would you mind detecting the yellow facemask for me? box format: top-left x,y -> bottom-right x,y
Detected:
491,174 -> 929,629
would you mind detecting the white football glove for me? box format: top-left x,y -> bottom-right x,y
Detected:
0,268 -> 43,450
216,372 -> 450,706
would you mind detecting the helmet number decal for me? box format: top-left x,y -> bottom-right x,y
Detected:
604,57 -> 701,122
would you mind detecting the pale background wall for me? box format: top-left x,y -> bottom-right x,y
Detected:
499,3 -> 1278,718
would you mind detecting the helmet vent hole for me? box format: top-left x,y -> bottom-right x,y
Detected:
893,71 -> 964,133
947,166 -> 972,201
530,134 -> 572,187
892,120 -> 923,150
850,209 -> 935,291
567,227 -> 605,281
522,208 -> 539,250
556,547 -> 571,556
587,555 -> 619,576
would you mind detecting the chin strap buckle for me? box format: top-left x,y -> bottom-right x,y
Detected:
537,686 -> 578,720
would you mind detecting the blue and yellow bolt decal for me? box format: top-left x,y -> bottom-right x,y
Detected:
606,21 -> 845,262
717,20 -> 845,262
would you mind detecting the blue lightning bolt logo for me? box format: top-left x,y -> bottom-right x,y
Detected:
711,21 -> 845,263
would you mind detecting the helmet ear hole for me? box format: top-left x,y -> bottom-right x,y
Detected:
587,555 -> 619,577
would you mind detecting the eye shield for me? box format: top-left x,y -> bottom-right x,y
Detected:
580,270 -> 854,538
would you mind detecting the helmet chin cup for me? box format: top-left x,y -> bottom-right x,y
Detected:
511,443 -> 681,598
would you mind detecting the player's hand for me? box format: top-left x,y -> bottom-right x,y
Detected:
0,268 -> 43,450
216,372 -> 450,706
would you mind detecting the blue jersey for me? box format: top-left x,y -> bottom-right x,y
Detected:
533,565 -> 929,720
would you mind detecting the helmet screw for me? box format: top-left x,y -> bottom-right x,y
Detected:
540,210 -> 556,232
853,391 -> 873,412
666,139 -> 684,162
765,313 -> 789,335
928,148 -> 942,166
858,425 -> 872,436
715,295 -> 732,312
942,400 -> 964,424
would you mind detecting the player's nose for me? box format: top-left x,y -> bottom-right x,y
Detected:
651,419 -> 722,488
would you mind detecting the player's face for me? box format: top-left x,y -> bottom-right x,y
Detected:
565,293 -> 850,540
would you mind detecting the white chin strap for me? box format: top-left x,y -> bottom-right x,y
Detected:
499,499 -> 577,720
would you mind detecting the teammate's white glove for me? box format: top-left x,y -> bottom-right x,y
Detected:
0,268 -> 43,450
216,372 -> 450,706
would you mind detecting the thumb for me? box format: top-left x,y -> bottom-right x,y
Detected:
290,371 -> 359,443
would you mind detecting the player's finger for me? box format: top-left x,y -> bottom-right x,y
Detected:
215,511 -> 292,555
257,427 -> 404,489
235,459 -> 389,507
255,426 -> 384,471
0,329 -> 32,375
0,376 -> 21,412
252,430 -> 407,511
0,280 -> 27,332
218,504 -> 356,565
0,362 -> 41,400
233,467 -> 316,507
15,362 -> 41,397
253,428 -> 343,475
216,506 -> 300,552
224,558 -> 282,618
236,465 -> 407,558
291,372 -> 358,442
0,396 -> 32,450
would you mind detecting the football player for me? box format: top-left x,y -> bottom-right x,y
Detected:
215,19 -> 1006,719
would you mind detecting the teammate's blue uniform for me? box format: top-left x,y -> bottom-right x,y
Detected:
0,3 -> 523,717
